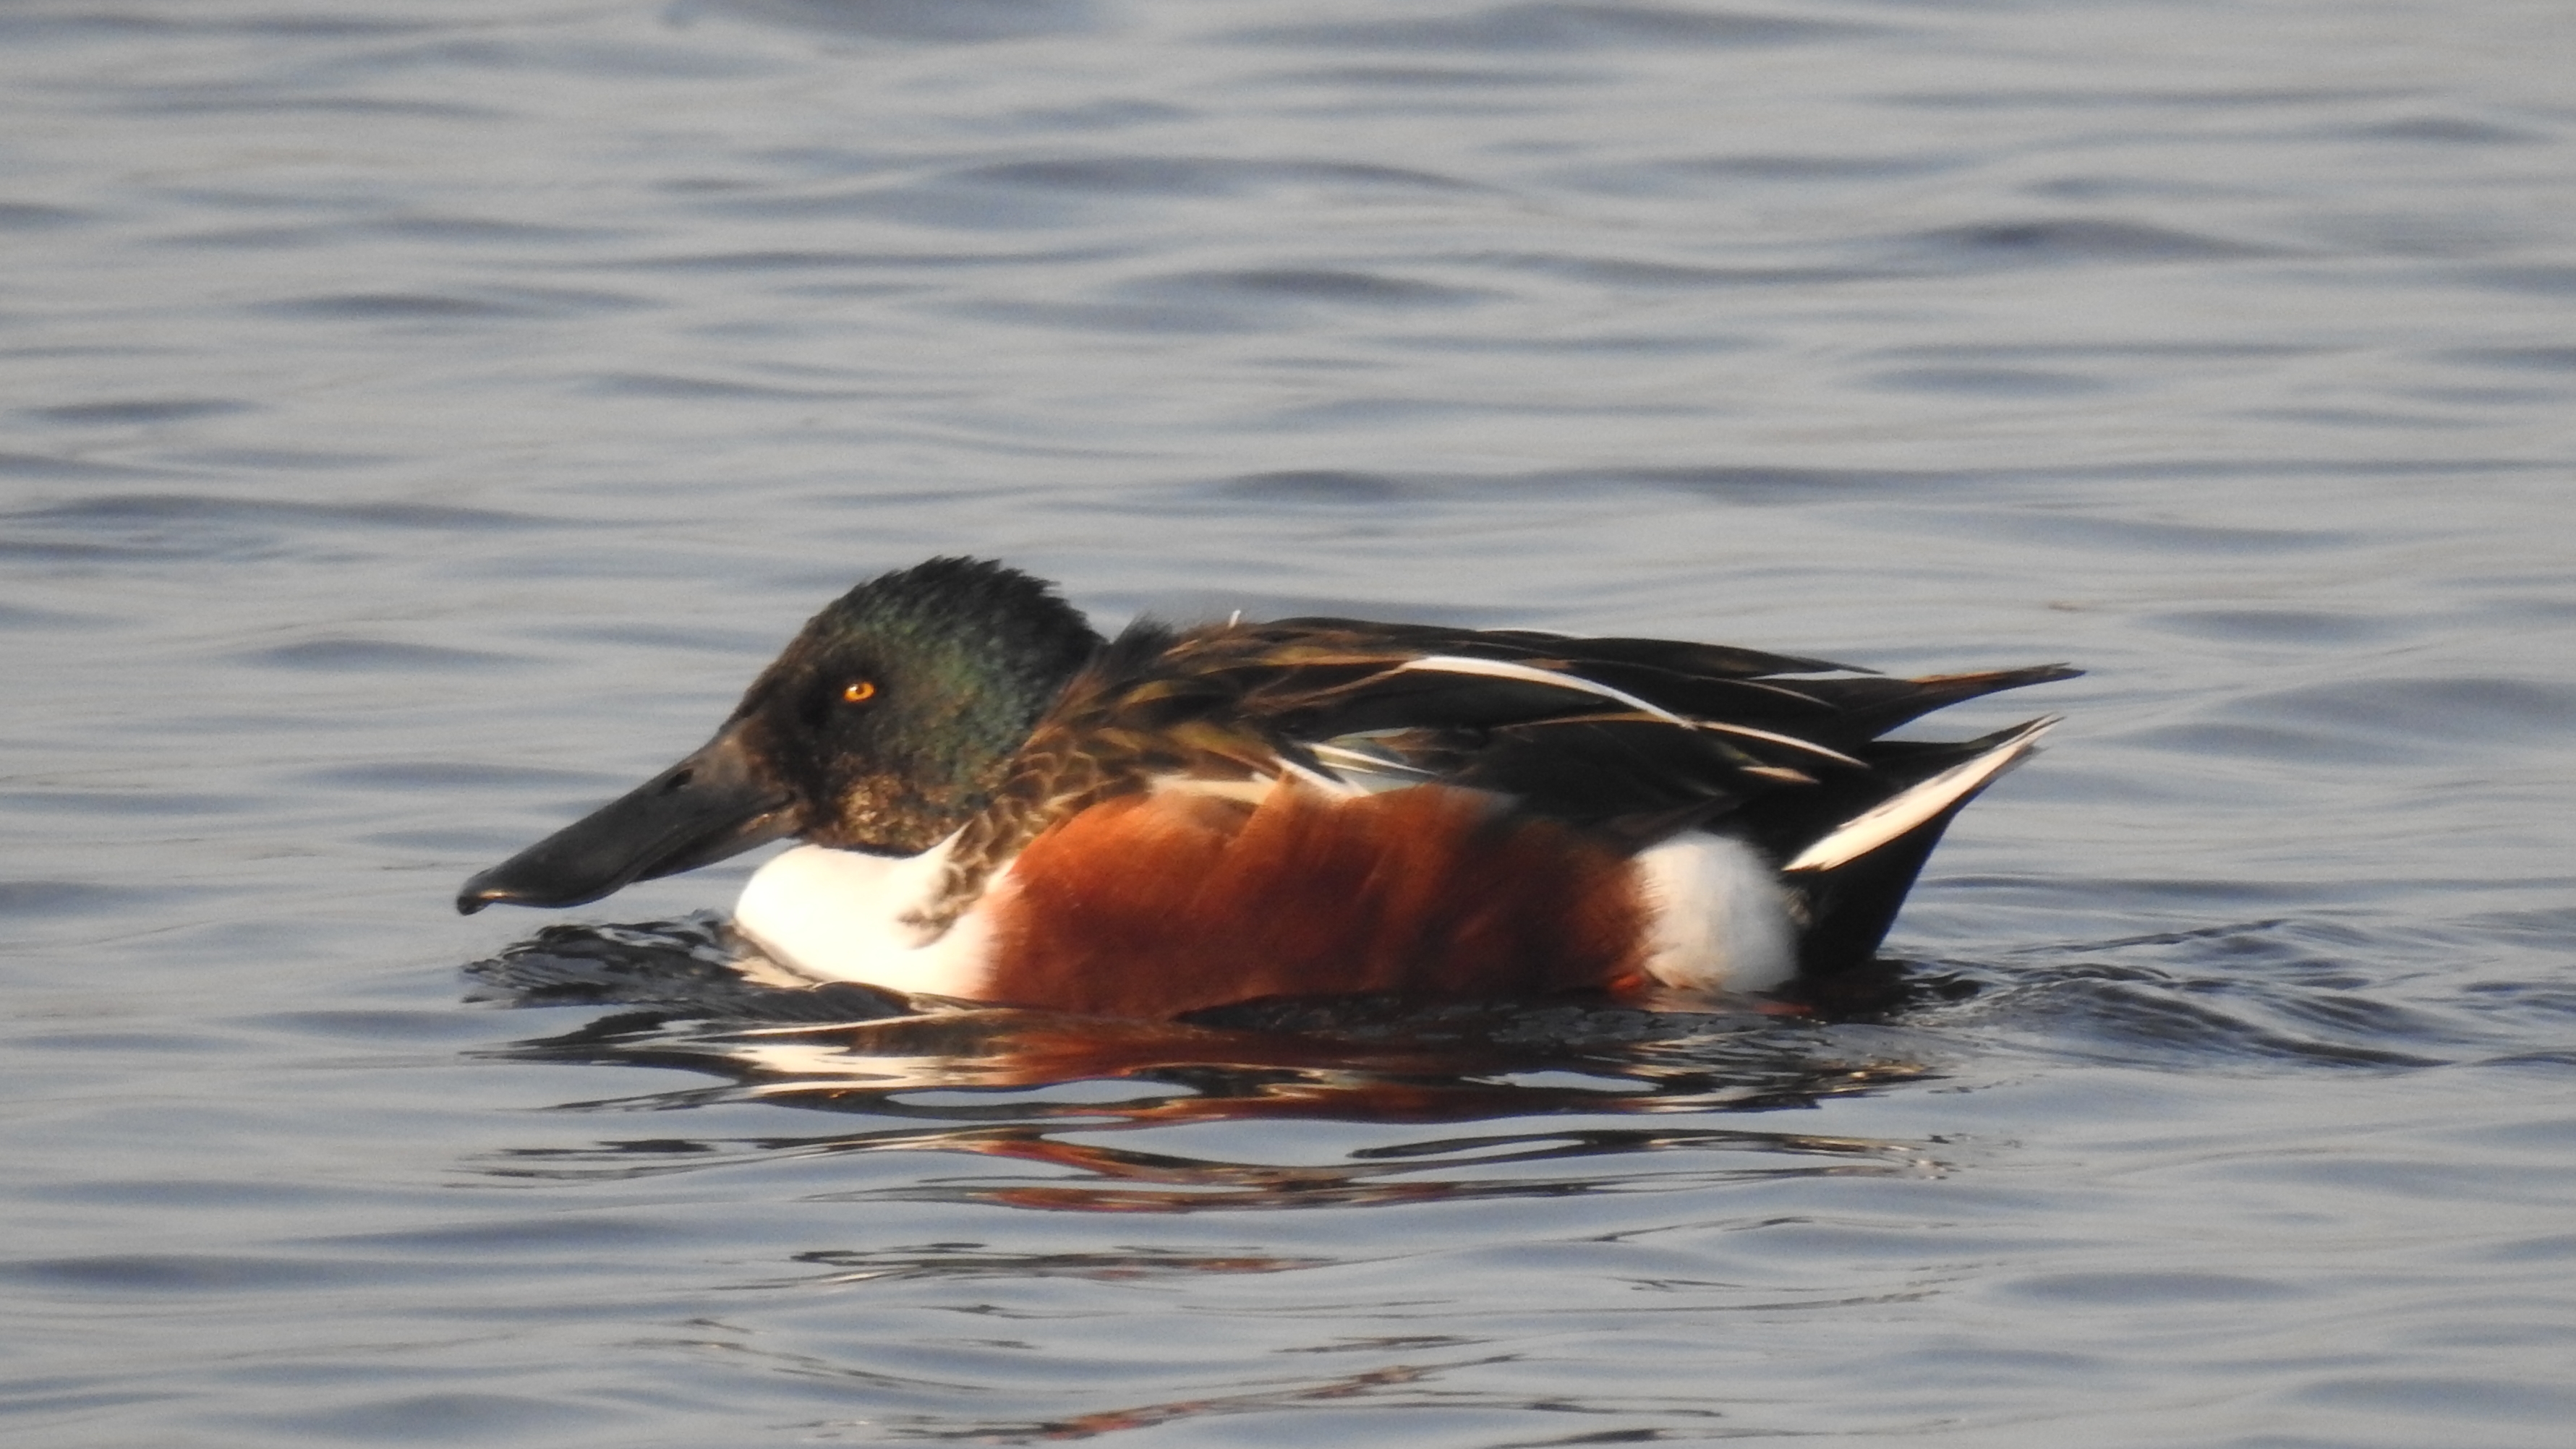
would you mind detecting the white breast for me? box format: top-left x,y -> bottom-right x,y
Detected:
731,836 -> 999,997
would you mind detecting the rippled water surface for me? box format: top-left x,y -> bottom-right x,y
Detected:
7,1 -> 2575,1445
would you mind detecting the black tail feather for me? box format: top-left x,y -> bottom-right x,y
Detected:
1786,808 -> 1958,977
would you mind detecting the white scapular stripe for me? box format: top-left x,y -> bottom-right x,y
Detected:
1394,654 -> 1692,724
1690,719 -> 1867,769
1783,717 -> 2059,873
1393,655 -> 1867,769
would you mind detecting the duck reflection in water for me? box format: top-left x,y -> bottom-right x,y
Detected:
466,912 -> 1960,1213
459,560 -> 2062,1204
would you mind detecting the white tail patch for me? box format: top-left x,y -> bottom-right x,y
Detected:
1783,717 -> 2059,873
1634,833 -> 1798,994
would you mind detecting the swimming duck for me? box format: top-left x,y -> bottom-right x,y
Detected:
459,557 -> 2073,1018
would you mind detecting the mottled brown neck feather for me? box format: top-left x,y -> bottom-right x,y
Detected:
900,624 -> 1285,934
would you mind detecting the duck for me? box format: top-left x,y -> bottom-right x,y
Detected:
459,557 -> 2074,1019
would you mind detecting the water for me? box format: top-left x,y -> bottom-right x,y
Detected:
6,1 -> 2575,1443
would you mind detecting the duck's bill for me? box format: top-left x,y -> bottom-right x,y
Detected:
456,721 -> 797,914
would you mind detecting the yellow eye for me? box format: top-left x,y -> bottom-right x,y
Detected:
840,680 -> 877,704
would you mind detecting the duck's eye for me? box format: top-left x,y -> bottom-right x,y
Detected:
840,680 -> 878,705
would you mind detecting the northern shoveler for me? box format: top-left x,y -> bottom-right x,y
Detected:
459,557 -> 2073,1018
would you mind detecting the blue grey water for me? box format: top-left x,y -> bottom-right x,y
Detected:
5,1 -> 2574,1444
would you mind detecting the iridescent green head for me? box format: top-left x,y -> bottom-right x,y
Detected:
458,557 -> 1100,914
729,557 -> 1102,853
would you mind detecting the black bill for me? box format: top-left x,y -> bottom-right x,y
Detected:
456,719 -> 798,914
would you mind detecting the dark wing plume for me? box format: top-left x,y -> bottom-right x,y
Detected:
1264,617 -> 1857,680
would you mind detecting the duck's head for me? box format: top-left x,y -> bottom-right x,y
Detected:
458,557 -> 1101,914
